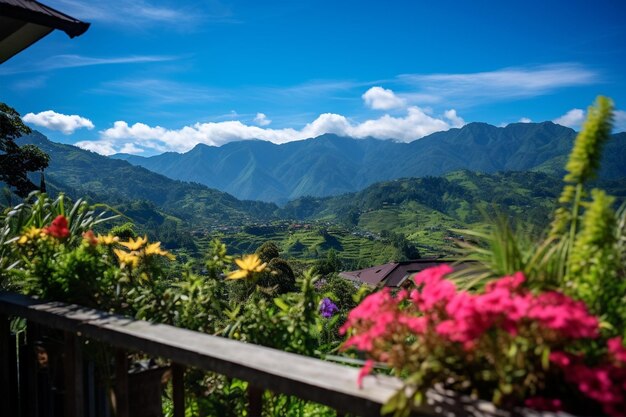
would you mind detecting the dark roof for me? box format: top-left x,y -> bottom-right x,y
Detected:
0,0 -> 89,63
339,259 -> 456,287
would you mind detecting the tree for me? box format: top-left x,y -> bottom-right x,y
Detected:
259,258 -> 297,294
255,241 -> 280,263
315,248 -> 342,276
0,103 -> 49,197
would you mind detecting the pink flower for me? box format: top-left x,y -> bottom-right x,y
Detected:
341,289 -> 394,338
413,264 -> 453,285
485,272 -> 525,292
608,337 -> 626,364
357,360 -> 374,388
575,367 -> 621,405
417,278 -> 456,310
398,315 -> 427,334
524,397 -> 563,411
549,351 -> 573,367
341,290 -> 401,351
527,292 -> 599,339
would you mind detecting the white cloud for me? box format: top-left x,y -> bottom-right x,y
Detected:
0,55 -> 177,75
553,108 -> 626,132
399,64 -> 597,106
362,86 -> 406,110
444,109 -> 465,127
518,117 -> 532,123
77,106 -> 463,155
75,141 -> 117,155
553,109 -> 585,129
93,78 -> 223,105
120,143 -> 144,154
23,110 -> 94,135
614,110 -> 626,132
254,113 -> 272,126
45,0 -> 235,28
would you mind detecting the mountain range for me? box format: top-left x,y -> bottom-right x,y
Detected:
17,132 -> 278,228
112,122 -> 626,203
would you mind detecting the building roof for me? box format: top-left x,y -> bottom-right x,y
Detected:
339,259 -> 456,287
0,0 -> 90,63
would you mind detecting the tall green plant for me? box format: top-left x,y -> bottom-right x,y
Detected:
453,96 -> 626,335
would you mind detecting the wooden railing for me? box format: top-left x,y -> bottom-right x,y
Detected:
0,291 -> 435,417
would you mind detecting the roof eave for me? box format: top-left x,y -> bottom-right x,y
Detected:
0,2 -> 90,39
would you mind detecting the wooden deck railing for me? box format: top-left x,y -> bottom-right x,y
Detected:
0,291 -> 436,417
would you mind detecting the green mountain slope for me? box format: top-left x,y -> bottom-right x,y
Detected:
279,170 -> 626,254
114,122 -> 626,203
17,132 -> 278,227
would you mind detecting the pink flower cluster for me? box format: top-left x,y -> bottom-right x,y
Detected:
341,265 -> 626,415
550,339 -> 626,417
343,264 -> 598,351
340,288 -> 401,351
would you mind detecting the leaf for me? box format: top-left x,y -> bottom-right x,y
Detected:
381,390 -> 402,415
541,346 -> 551,370
273,297 -> 290,312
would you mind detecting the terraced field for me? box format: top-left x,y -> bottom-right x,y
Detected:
194,223 -> 407,268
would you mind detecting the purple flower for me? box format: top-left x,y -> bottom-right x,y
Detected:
320,297 -> 339,318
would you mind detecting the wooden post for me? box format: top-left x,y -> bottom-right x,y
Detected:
247,385 -> 263,417
0,314 -> 19,416
64,332 -> 84,417
21,320 -> 40,417
114,350 -> 129,417
172,363 -> 185,417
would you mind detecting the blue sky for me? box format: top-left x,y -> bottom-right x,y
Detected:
2,0 -> 626,155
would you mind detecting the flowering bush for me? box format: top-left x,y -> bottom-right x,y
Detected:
3,193 -> 175,313
342,265 -> 626,416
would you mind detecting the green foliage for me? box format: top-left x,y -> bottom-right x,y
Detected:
225,269 -> 321,356
455,97 -> 626,337
259,257 -> 297,295
450,216 -> 540,289
256,240 -> 281,262
0,103 -> 50,197
315,248 -> 342,276
110,221 -> 137,239
317,274 -> 363,350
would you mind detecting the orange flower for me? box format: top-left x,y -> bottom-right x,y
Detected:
82,230 -> 98,246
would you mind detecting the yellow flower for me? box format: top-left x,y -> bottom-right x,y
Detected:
144,242 -> 175,260
226,254 -> 267,280
119,235 -> 147,251
17,227 -> 44,245
97,234 -> 119,245
114,248 -> 140,268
